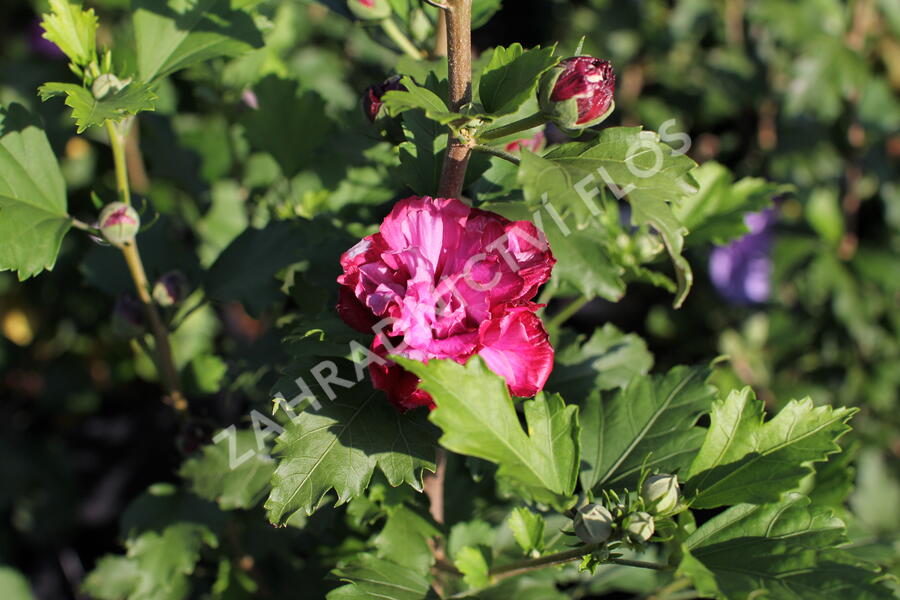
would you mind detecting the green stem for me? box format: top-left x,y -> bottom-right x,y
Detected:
488,544 -> 667,583
70,217 -> 97,233
380,18 -> 423,59
471,143 -> 521,165
105,119 -> 187,415
479,112 -> 547,142
546,296 -> 590,331
105,120 -> 131,205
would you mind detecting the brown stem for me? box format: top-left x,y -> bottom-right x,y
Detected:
425,448 -> 447,595
437,0 -> 472,198
121,243 -> 188,414
106,119 -> 187,414
424,448 -> 447,523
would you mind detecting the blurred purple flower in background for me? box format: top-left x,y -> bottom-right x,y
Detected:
709,208 -> 778,304
29,20 -> 65,59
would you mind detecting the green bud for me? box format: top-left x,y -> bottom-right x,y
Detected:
98,202 -> 140,245
92,73 -> 131,100
573,503 -> 614,544
642,474 -> 681,516
346,0 -> 391,20
152,271 -> 189,307
623,511 -> 655,544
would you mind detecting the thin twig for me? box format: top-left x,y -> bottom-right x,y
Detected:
70,217 -> 97,233
545,296 -> 590,331
478,112 -> 546,142
106,118 -> 187,415
471,143 -> 521,165
488,544 -> 668,583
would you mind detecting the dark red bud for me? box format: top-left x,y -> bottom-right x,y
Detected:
362,75 -> 406,123
548,57 -> 615,126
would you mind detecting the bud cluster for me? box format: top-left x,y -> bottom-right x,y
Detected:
641,473 -> 682,516
570,473 -> 683,554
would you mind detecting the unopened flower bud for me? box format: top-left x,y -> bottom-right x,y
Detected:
362,75 -> 407,143
92,73 -> 130,100
98,202 -> 140,245
538,57 -> 615,134
573,503 -> 614,544
347,0 -> 391,20
642,474 -> 681,516
113,293 -> 144,337
623,511 -> 655,544
152,271 -> 188,307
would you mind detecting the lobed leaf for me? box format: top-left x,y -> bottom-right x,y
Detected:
0,104 -> 70,280
39,81 -> 158,133
548,324 -> 654,400
327,555 -> 433,600
681,493 -> 894,599
397,357 -> 580,506
133,0 -> 264,82
479,44 -> 558,116
683,387 -> 856,508
265,387 -> 437,524
518,127 -> 699,306
40,0 -> 98,67
178,429 -> 275,511
579,366 -> 714,492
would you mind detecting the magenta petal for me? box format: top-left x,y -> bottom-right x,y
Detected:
477,308 -> 554,397
379,196 -> 468,274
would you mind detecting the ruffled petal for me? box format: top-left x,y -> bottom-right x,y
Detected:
369,335 -> 434,411
477,308 -> 554,397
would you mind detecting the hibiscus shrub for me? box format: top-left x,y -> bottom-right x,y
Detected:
0,0 -> 897,599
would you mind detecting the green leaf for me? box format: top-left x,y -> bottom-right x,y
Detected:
133,0 -> 263,82
579,366 -> 713,492
0,567 -> 35,600
328,555 -> 432,600
40,0 -> 98,67
674,160 -> 785,246
203,220 -> 307,316
382,77 -> 467,126
479,44 -> 558,116
508,508 -> 545,554
397,357 -> 580,504
519,127 -> 699,306
39,81 -> 158,133
0,103 -> 70,280
683,388 -> 856,508
683,493 -> 895,599
239,76 -> 332,177
456,546 -> 491,588
548,324 -> 654,400
178,429 -> 275,510
82,523 -> 218,600
398,109 -> 446,196
373,505 -> 440,575
265,388 -> 437,524
487,201 -> 626,301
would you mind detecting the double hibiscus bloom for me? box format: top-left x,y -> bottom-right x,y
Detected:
337,196 -> 556,411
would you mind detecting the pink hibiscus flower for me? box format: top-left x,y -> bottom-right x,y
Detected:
337,196 -> 556,411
